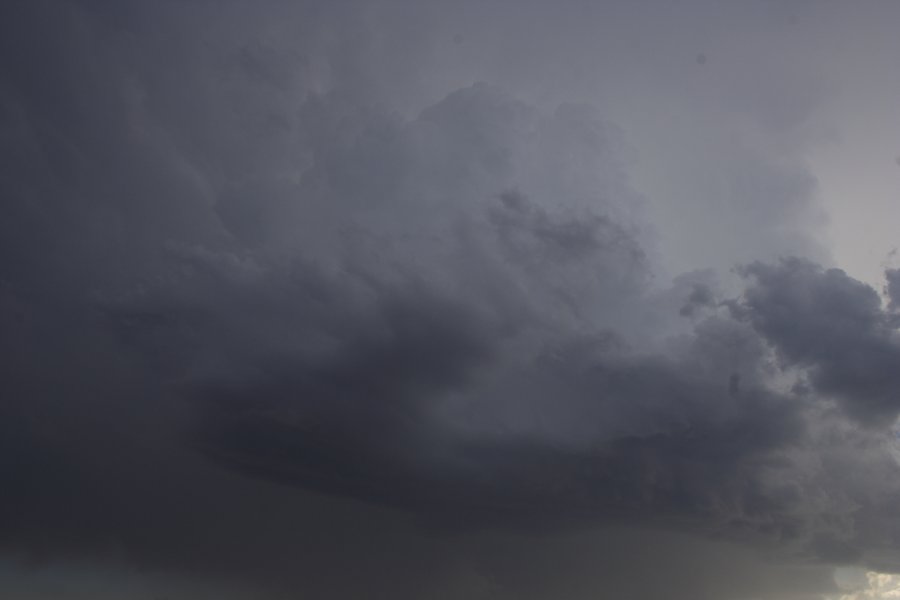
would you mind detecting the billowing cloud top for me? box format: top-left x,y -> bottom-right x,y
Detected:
3,1 -> 900,599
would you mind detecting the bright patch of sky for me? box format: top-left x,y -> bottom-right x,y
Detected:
832,571 -> 900,600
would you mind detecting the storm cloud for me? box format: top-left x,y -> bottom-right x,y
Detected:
3,1 -> 900,599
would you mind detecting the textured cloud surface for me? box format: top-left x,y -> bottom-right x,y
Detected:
3,1 -> 900,598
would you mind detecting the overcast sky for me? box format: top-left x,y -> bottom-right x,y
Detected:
3,1 -> 900,599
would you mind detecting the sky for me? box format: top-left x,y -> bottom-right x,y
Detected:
3,0 -> 900,598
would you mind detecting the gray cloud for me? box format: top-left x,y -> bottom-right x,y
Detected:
4,1 -> 900,599
885,268 -> 900,311
735,259 -> 900,426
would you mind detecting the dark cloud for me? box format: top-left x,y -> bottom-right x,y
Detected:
4,0 -> 900,599
735,258 -> 900,426
679,280 -> 718,318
